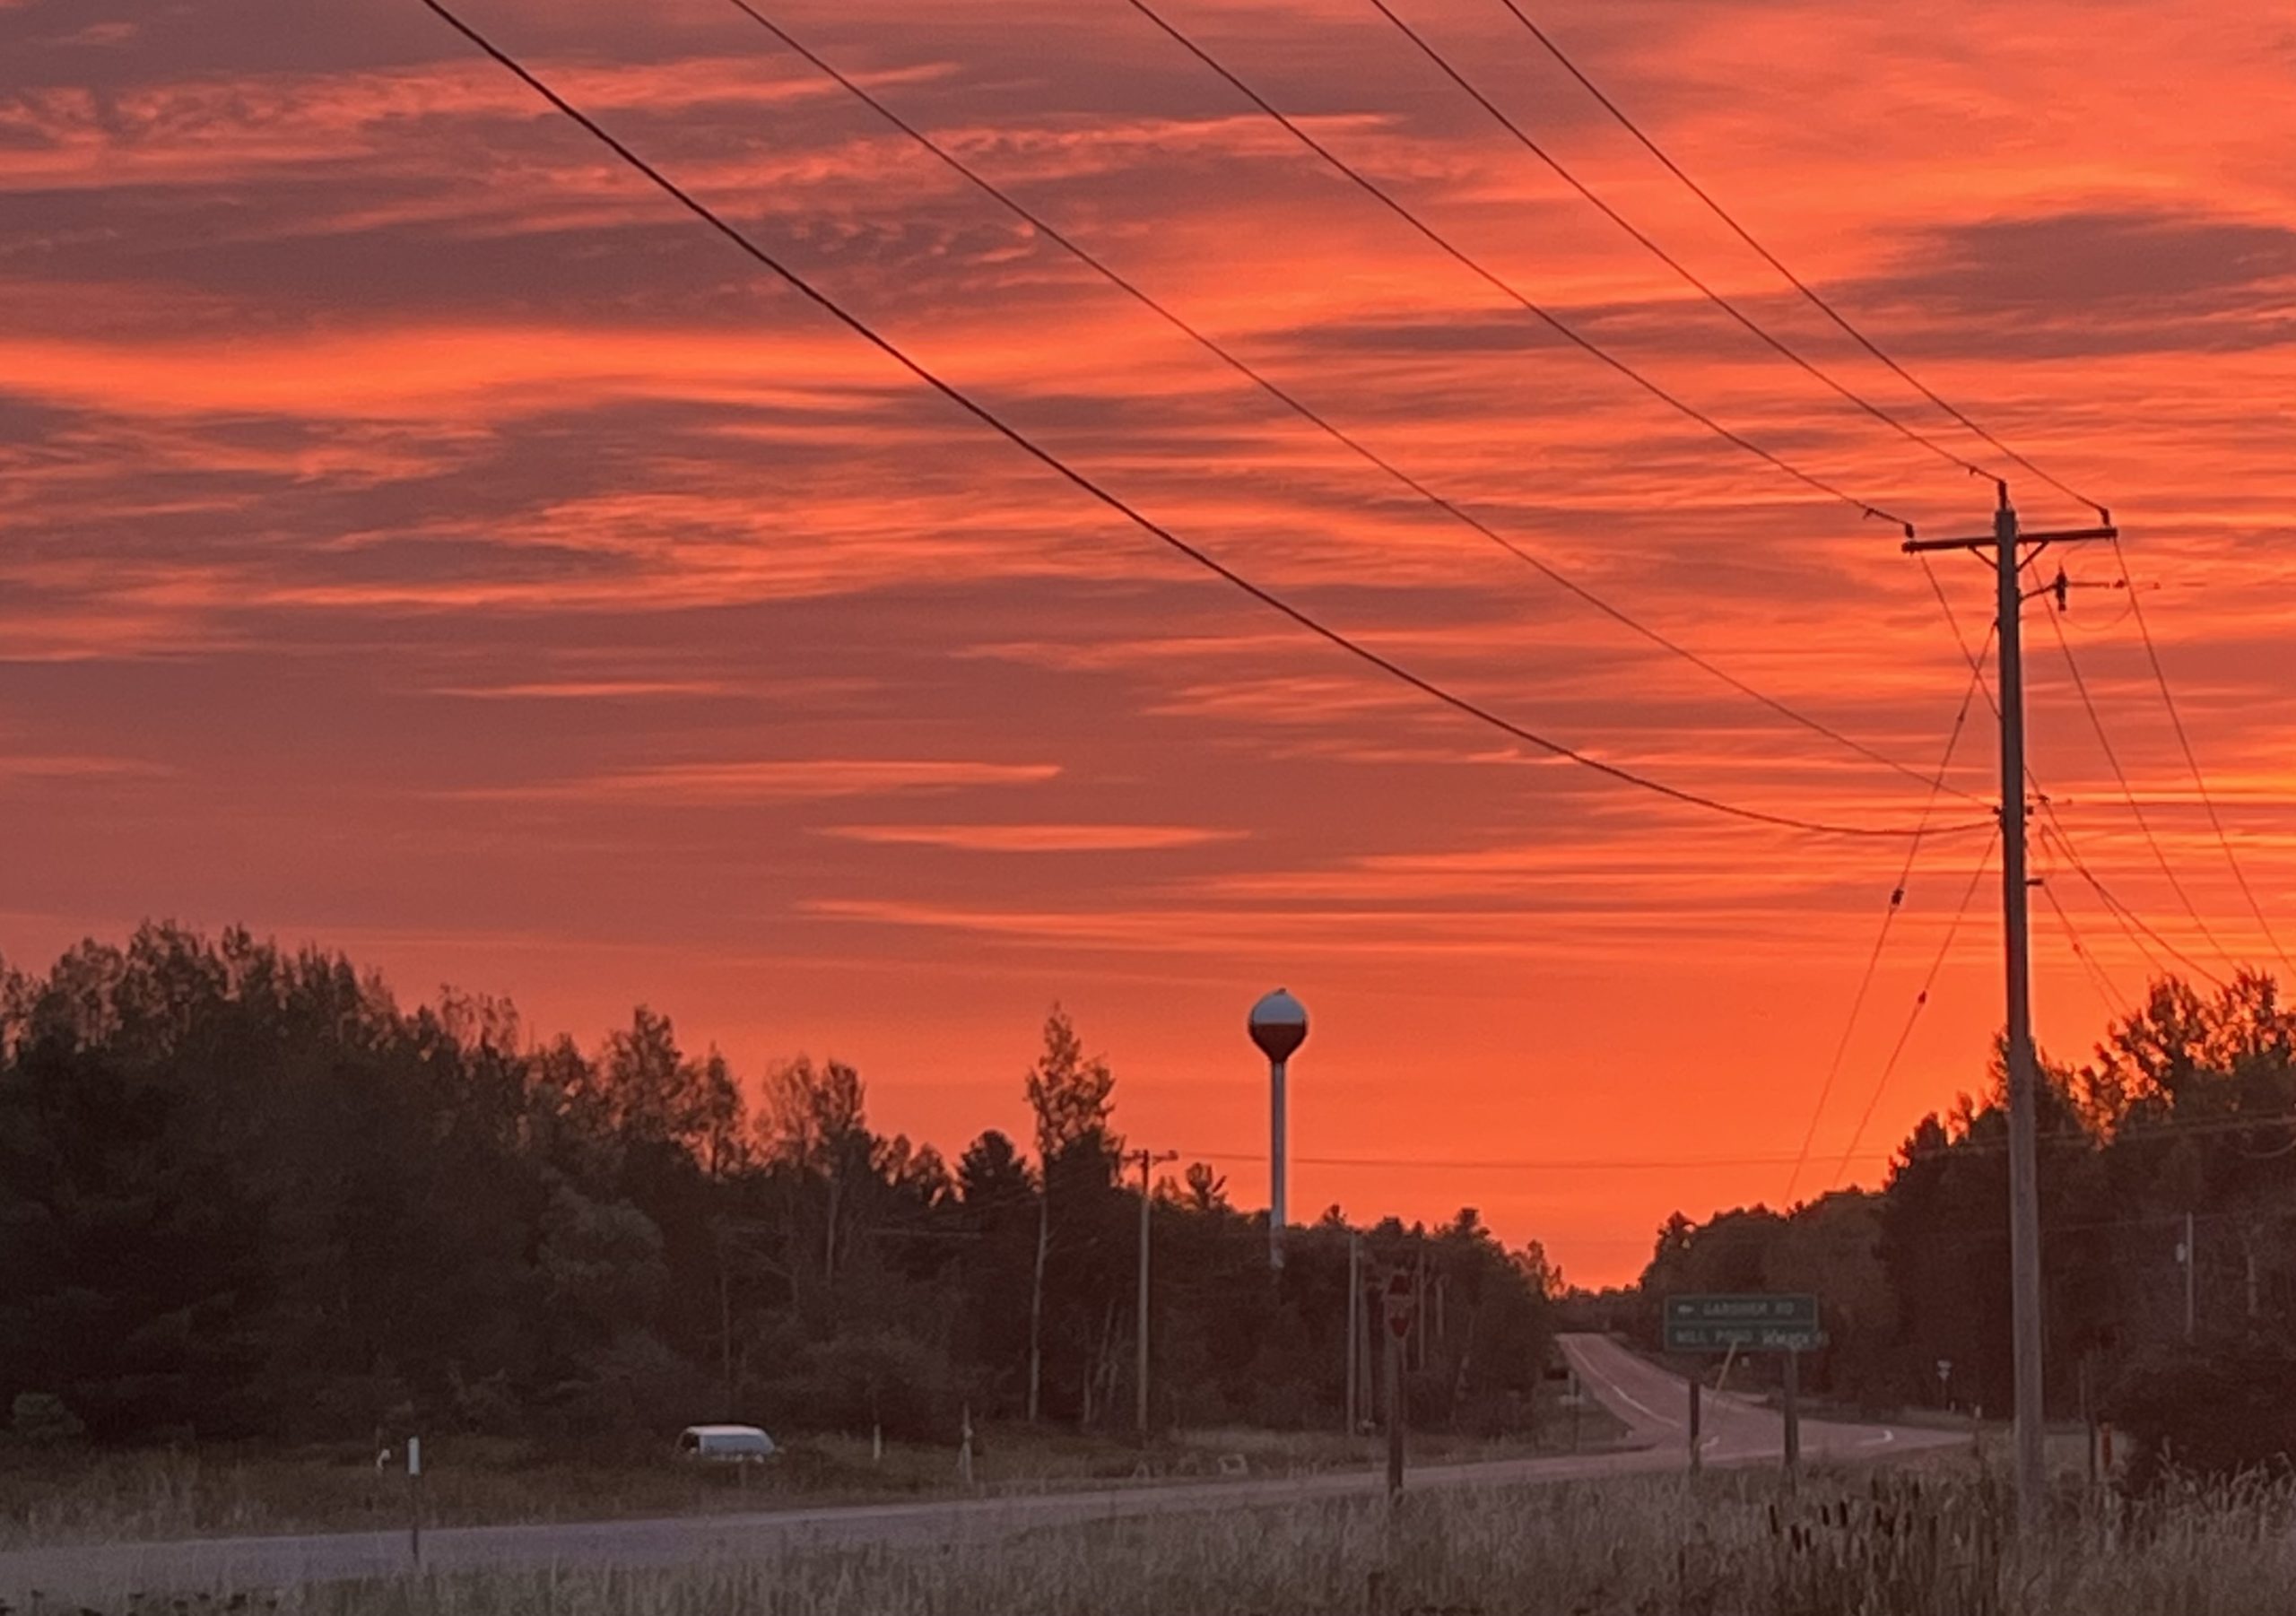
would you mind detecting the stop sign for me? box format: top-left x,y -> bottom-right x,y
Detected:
1385,1271 -> 1413,1339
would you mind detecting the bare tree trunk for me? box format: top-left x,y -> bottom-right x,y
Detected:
1027,1190 -> 1048,1424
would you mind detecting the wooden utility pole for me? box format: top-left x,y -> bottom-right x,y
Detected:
1346,1231 -> 1361,1432
2183,1210 -> 2197,1342
1381,1267 -> 1410,1496
1384,1316 -> 1404,1496
1782,1351 -> 1801,1483
1027,1191 -> 1048,1424
1133,1147 -> 1178,1438
1688,1377 -> 1701,1474
1906,486 -> 2116,1530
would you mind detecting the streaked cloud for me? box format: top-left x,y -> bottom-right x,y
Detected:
2,0 -> 2291,1278
428,679 -> 735,700
458,759 -> 1062,804
820,821 -> 1245,852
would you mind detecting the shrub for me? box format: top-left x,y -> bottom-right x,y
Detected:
10,1391 -> 86,1445
2108,1339 -> 2296,1492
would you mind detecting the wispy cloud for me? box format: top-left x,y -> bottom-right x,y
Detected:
428,680 -> 733,700
819,822 -> 1244,852
4,0 -> 2293,1280
457,760 -> 1062,804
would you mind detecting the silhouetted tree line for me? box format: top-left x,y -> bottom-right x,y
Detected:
1634,971 -> 2296,1481
0,925 -> 1556,1448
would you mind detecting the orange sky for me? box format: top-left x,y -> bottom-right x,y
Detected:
4,0 -> 2292,1284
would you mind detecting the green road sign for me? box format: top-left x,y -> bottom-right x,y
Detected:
1663,1293 -> 1822,1353
1663,1322 -> 1828,1353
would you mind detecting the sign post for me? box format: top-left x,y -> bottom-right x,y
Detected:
406,1435 -> 422,1565
1688,1377 -> 1701,1474
1663,1295 -> 1820,1484
1782,1349 -> 1800,1484
1383,1269 -> 1411,1496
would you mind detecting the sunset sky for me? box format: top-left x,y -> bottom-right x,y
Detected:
4,0 -> 2292,1284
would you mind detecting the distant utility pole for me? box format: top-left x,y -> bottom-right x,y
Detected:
1906,485 -> 2116,1533
1133,1146 -> 1178,1438
1346,1230 -> 1361,1433
2179,1211 -> 2196,1342
1027,1190 -> 1048,1425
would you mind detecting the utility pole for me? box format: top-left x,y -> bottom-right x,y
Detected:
1027,1189 -> 1048,1424
1346,1230 -> 1361,1433
1133,1146 -> 1178,1438
1781,1349 -> 1801,1485
2181,1211 -> 2196,1342
1687,1377 -> 1701,1474
1906,485 -> 2116,1532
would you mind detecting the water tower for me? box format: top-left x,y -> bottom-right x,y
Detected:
1248,988 -> 1309,1270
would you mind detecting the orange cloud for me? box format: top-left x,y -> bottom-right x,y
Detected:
4,0 -> 2292,1282
820,822 -> 1246,852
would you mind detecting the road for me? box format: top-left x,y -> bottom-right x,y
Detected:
0,1334 -> 1956,1597
1556,1332 -> 1956,1469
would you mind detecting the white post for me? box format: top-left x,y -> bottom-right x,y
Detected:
406,1436 -> 422,1565
1269,1057 -> 1287,1270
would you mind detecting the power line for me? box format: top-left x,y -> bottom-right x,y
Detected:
1118,0 -> 1919,534
2034,835 -> 2136,1022
1931,1110 -> 2296,1161
1824,827 -> 2000,1192
2041,815 -> 2178,983
1492,0 -> 2106,520
1187,1148 -> 1812,1173
1184,1107 -> 2296,1180
419,0 -> 1988,844
2109,536 -> 2294,976
1783,634 -> 1995,1202
2036,820 -> 2228,990
2039,595 -> 2239,974
720,0 -> 1976,804
1918,551 -> 2219,989
1364,0 -> 1996,487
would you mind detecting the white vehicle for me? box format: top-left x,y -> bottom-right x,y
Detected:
676,1423 -> 776,1463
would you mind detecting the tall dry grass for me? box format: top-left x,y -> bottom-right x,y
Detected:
179,1466 -> 2296,1616
0,1414 -> 1628,1552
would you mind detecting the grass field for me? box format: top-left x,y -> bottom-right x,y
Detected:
78,1464 -> 2287,1616
0,1398 -> 1631,1550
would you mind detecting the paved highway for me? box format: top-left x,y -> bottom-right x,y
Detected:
1556,1332 -> 1955,1469
0,1334 -> 1954,1597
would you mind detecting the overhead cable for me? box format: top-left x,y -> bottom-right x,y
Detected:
1783,630 -> 1995,1202
720,0 -> 1975,803
2109,537 -> 2295,975
419,0 -> 1987,843
1823,827 -> 1999,1192
1366,0 -> 1996,486
1917,552 -> 2222,988
1119,0 -> 1918,534
1492,0 -> 2108,519
2041,598 -> 2240,975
